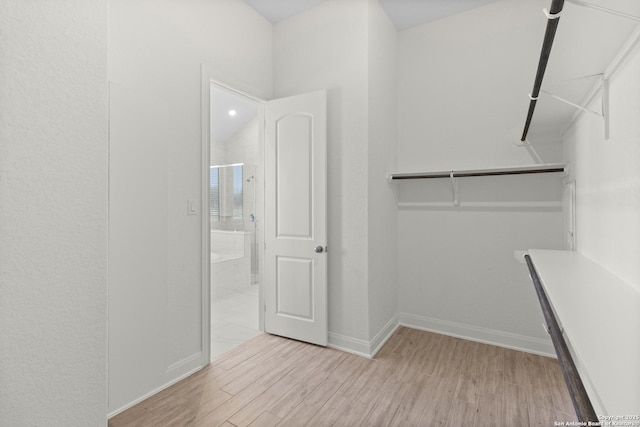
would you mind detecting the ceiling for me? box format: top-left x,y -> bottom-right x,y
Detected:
243,0 -> 501,30
210,85 -> 259,145
242,0 -> 326,26
379,0 -> 500,30
228,0 -> 640,144
525,0 -> 640,140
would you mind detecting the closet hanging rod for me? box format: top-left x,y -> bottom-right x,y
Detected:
524,255 -> 598,423
388,163 -> 565,180
521,0 -> 566,141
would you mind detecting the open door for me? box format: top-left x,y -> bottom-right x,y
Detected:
264,90 -> 327,346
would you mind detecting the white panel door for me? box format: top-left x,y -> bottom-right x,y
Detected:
265,90 -> 327,346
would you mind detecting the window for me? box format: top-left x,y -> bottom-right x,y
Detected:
210,164 -> 243,227
210,166 -> 220,222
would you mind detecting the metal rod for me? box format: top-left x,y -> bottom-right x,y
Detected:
524,255 -> 599,423
391,172 -> 451,180
389,166 -> 564,180
521,0 -> 566,141
453,167 -> 564,178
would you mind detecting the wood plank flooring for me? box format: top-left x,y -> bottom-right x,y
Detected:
109,327 -> 578,426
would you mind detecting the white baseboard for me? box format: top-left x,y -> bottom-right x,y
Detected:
328,314 -> 400,358
399,312 -> 555,357
109,317 -> 553,420
369,314 -> 400,357
108,352 -> 205,419
328,332 -> 372,358
167,351 -> 203,373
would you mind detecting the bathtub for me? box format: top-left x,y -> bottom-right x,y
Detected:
210,230 -> 251,297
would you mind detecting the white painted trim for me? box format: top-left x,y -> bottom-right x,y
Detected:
257,104 -> 266,333
399,312 -> 555,357
201,64 -> 268,364
107,364 -> 203,419
369,314 -> 400,357
327,315 -> 399,358
166,351 -> 203,374
201,64 -> 212,365
328,332 -> 372,358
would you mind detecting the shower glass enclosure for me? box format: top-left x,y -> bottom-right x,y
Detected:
209,163 -> 258,296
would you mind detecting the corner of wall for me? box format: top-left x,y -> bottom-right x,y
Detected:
329,314 -> 400,358
399,313 -> 555,357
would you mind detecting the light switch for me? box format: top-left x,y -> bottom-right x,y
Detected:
188,199 -> 198,215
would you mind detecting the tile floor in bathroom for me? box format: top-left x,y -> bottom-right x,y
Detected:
211,283 -> 261,358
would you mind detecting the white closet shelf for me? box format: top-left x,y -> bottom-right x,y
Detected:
526,250 -> 640,416
388,163 -> 566,181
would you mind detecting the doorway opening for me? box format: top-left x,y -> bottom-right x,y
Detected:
208,82 -> 264,359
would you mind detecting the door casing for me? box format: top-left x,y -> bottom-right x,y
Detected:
201,70 -> 266,364
201,69 -> 328,362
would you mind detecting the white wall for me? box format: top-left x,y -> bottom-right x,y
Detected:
366,0 -> 399,346
563,31 -> 640,414
397,0 -> 564,171
108,0 -> 272,414
274,0 -> 373,347
273,0 -> 401,353
564,35 -> 640,287
220,117 -> 260,167
396,1 -> 564,354
0,1 -> 109,425
397,176 -> 563,353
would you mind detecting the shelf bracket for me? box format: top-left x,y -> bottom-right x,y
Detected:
450,172 -> 459,206
566,0 -> 640,22
542,73 -> 610,139
540,89 -> 603,117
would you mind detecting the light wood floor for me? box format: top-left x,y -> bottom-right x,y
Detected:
109,327 -> 577,426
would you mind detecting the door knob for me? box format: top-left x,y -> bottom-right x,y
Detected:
314,245 -> 324,253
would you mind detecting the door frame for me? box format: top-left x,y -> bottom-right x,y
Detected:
200,67 -> 266,363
